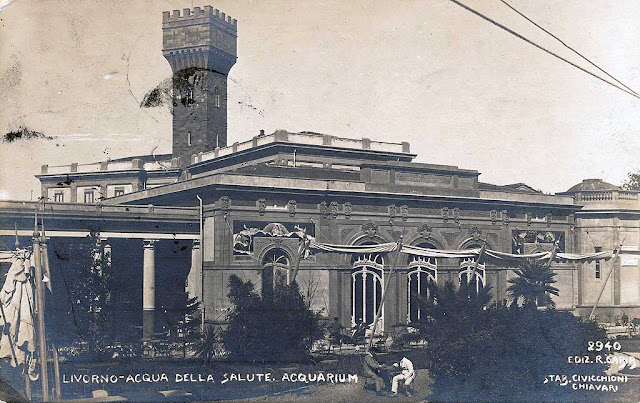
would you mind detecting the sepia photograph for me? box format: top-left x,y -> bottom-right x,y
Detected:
0,0 -> 639,401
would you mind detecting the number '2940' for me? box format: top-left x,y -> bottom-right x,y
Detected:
587,340 -> 621,352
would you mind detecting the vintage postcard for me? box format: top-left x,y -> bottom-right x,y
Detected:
0,1 -> 639,402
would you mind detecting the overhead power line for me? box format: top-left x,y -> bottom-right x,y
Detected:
448,0 -> 640,100
500,0 -> 639,97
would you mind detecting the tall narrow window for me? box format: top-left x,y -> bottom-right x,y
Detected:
407,242 -> 438,323
54,192 -> 64,203
351,252 -> 384,329
459,257 -> 486,294
594,247 -> 602,279
407,256 -> 437,323
83,190 -> 95,204
261,248 -> 291,299
187,132 -> 192,147
214,86 -> 221,108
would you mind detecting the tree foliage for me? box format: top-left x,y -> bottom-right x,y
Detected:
194,325 -> 225,364
414,281 -> 607,401
65,231 -> 119,354
507,258 -> 559,308
621,171 -> 640,190
222,275 -> 323,362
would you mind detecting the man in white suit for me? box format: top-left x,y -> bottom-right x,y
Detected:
391,356 -> 415,397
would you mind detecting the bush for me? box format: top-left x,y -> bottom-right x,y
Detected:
415,281 -> 607,401
194,325 -> 226,364
222,275 -> 323,362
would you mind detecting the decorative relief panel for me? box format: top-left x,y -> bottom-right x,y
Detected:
219,196 -> 230,211
490,210 -> 498,225
256,198 -> 267,216
501,210 -> 510,226
287,200 -> 297,217
362,222 -> 378,238
418,224 -> 432,239
232,221 -> 315,256
344,202 -> 352,219
329,201 -> 339,219
388,205 -> 397,221
400,205 -> 409,221
512,230 -> 565,254
395,172 -> 453,187
319,201 -> 329,218
469,226 -> 482,241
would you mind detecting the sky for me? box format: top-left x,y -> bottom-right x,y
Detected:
1,0 -> 639,200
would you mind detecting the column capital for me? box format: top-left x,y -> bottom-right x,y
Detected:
192,239 -> 201,249
143,239 -> 157,249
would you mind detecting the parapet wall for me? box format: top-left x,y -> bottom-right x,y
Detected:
162,6 -> 237,29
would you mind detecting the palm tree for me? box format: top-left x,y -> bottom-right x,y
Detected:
507,258 -> 559,309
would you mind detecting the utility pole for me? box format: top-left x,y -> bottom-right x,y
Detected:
367,236 -> 403,351
33,206 -> 49,401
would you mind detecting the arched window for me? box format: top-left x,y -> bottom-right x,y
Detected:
214,86 -> 221,108
187,132 -> 192,147
459,257 -> 486,294
261,248 -> 291,298
181,86 -> 195,106
351,252 -> 384,329
407,250 -> 437,323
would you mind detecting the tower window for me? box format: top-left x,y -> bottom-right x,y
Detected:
114,187 -> 125,197
594,247 -> 602,279
187,132 -> 192,147
54,191 -> 64,202
214,86 -> 221,108
181,86 -> 195,106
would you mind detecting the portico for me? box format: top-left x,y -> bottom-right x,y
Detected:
0,201 -> 200,342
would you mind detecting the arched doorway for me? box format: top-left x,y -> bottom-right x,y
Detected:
261,248 -> 291,298
351,252 -> 384,329
407,242 -> 438,323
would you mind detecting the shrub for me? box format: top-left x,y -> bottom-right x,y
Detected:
222,275 -> 323,362
415,281 -> 607,401
194,325 -> 226,364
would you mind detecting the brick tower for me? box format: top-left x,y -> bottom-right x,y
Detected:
162,6 -> 237,166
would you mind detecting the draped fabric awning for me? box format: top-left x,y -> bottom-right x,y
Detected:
400,245 -> 479,259
307,241 -> 620,264
0,250 -> 36,367
308,241 -> 397,254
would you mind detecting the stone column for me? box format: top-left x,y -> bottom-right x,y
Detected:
143,239 -> 156,340
187,239 -> 202,301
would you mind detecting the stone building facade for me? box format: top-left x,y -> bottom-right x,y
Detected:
3,5 -> 639,341
561,179 -> 640,318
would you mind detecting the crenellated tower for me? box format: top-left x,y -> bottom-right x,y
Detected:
162,6 -> 237,166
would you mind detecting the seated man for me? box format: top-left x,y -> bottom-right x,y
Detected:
362,347 -> 385,395
391,356 -> 416,397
